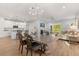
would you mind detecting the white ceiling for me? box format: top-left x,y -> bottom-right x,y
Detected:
0,3 -> 79,22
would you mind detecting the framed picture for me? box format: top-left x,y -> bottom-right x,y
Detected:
40,23 -> 45,27
52,23 -> 61,33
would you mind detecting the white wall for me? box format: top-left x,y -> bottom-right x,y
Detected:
49,19 -> 75,32
42,19 -> 76,33
59,19 -> 75,31
0,16 -> 76,38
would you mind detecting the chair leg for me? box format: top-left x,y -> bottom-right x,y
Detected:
31,50 -> 33,56
39,52 -> 42,56
21,45 -> 23,54
19,43 -> 21,50
26,49 -> 28,56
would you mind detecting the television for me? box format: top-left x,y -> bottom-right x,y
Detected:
13,25 -> 18,28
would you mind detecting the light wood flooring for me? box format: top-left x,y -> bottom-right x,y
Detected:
0,36 -> 79,56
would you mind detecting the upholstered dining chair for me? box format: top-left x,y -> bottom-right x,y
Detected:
39,43 -> 48,56
25,35 -> 48,56
18,32 -> 27,54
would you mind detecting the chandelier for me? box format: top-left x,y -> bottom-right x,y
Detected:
28,6 -> 44,17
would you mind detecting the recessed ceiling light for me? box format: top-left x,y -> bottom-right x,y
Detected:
62,5 -> 66,9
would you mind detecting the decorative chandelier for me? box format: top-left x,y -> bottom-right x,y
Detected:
28,6 -> 44,17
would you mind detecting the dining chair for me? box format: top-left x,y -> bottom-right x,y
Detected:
38,43 -> 48,56
18,32 -> 27,54
25,35 -> 48,56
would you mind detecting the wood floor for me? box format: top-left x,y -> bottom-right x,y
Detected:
0,36 -> 79,56
0,37 -> 21,56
